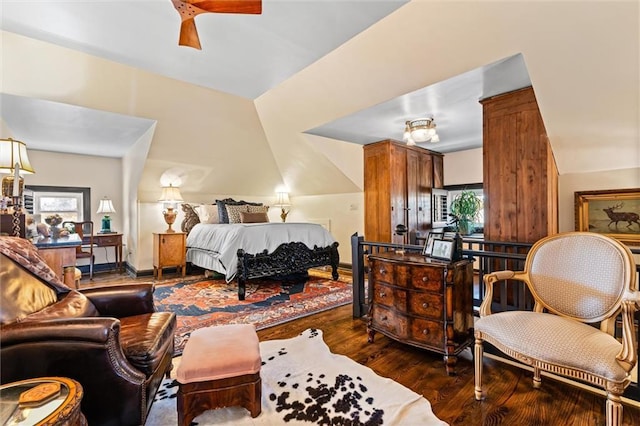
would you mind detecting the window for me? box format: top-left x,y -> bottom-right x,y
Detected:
25,186 -> 91,224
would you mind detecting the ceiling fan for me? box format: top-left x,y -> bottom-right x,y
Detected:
171,0 -> 262,50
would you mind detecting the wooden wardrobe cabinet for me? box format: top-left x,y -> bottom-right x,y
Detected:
367,252 -> 474,375
481,87 -> 558,243
364,140 -> 443,244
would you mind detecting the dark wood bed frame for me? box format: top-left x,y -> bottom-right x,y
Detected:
181,203 -> 340,300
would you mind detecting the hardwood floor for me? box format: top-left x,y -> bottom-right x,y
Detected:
89,270 -> 640,425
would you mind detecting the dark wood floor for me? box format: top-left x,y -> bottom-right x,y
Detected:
88,270 -> 640,425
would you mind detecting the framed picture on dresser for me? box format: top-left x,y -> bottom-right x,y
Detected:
430,239 -> 454,261
422,232 -> 444,256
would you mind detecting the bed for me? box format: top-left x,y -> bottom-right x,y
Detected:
181,202 -> 339,300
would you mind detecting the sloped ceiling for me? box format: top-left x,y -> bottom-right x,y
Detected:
1,1 -> 639,198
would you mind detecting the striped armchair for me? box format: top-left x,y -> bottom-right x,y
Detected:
474,232 -> 639,426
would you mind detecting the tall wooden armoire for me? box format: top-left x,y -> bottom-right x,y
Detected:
364,139 -> 444,244
481,87 -> 558,243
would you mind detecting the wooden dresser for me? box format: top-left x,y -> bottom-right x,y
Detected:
367,252 -> 473,375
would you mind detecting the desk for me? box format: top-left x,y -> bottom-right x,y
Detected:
84,233 -> 123,272
34,234 -> 81,287
0,377 -> 86,426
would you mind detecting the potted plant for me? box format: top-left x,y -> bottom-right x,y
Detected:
449,190 -> 482,235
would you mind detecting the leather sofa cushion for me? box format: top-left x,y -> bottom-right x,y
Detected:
1,257 -> 57,324
24,290 -> 99,321
119,312 -> 176,376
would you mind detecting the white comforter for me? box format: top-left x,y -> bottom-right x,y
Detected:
185,222 -> 336,282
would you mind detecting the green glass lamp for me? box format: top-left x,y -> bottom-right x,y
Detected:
96,197 -> 116,233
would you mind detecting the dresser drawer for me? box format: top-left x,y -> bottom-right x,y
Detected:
410,317 -> 444,348
407,292 -> 443,319
372,305 -> 408,339
372,282 -> 407,311
410,267 -> 444,292
370,259 -> 396,286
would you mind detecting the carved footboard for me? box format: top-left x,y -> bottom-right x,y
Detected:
236,241 -> 339,300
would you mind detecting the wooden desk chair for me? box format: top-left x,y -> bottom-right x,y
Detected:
474,232 -> 639,426
62,221 -> 95,280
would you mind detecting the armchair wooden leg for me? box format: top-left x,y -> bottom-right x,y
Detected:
606,393 -> 623,426
533,367 -> 542,389
474,338 -> 484,400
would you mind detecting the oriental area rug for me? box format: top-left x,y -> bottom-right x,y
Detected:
153,271 -> 352,355
146,328 -> 447,426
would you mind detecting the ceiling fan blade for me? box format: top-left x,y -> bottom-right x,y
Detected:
171,0 -> 261,49
179,18 -> 202,50
191,0 -> 261,14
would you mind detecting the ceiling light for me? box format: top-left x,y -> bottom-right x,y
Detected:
405,118 -> 438,144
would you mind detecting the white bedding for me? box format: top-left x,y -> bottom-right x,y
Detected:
185,222 -> 337,282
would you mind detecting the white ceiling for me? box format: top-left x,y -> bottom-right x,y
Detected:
0,0 -> 530,157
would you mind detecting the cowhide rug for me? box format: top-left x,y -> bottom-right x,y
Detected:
146,328 -> 447,425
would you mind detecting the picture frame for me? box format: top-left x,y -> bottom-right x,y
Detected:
430,239 -> 454,261
575,188 -> 640,246
422,231 -> 444,256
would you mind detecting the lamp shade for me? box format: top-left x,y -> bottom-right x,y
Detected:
0,138 -> 35,174
96,198 -> 116,214
158,184 -> 183,202
275,191 -> 291,207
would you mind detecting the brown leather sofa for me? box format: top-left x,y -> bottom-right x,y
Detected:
0,236 -> 176,426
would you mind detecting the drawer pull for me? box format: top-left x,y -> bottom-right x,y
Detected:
379,268 -> 387,275
422,277 -> 428,282
381,315 -> 388,321
379,292 -> 386,298
423,329 -> 430,335
422,302 -> 429,309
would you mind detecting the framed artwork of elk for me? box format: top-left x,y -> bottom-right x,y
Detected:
575,188 -> 640,246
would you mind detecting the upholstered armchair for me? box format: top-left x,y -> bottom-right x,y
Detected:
474,232 -> 639,426
0,236 -> 176,426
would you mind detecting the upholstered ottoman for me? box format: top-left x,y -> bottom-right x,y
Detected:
176,324 -> 262,425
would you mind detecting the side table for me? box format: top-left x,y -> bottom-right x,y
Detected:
0,377 -> 86,425
85,233 -> 124,272
153,232 -> 186,280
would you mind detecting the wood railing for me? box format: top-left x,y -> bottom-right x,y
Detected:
350,232 -> 640,402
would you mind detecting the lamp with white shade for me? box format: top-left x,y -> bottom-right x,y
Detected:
158,184 -> 183,233
274,191 -> 291,222
96,197 -> 116,233
0,138 -> 35,200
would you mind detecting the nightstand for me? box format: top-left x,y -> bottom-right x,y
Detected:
153,232 -> 186,280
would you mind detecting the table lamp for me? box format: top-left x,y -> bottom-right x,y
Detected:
158,184 -> 183,232
274,191 -> 291,222
96,197 -> 116,233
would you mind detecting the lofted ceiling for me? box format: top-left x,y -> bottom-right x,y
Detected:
1,0 -> 528,157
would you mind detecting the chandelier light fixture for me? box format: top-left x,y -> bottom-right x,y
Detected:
403,118 -> 439,145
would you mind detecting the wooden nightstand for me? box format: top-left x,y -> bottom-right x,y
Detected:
153,232 -> 186,280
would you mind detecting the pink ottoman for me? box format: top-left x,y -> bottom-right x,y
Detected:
176,324 -> 262,425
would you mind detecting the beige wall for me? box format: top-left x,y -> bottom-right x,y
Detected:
21,150 -> 123,266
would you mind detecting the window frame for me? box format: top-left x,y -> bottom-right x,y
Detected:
25,185 -> 91,222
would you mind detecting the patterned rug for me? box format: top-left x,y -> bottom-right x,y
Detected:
154,271 -> 352,355
146,328 -> 447,425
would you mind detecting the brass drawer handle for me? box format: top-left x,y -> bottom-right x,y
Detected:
423,329 -> 430,335
422,302 -> 429,309
422,277 -> 428,282
381,315 -> 388,321
379,268 -> 387,275
379,292 -> 386,298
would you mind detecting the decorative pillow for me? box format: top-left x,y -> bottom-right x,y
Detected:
240,212 -> 269,223
225,204 -> 250,224
195,204 -> 219,224
247,205 -> 269,214
181,203 -> 200,234
215,198 -> 263,223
